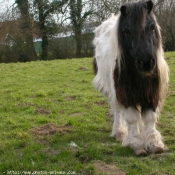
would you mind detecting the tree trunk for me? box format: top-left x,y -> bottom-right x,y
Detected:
70,0 -> 83,58
16,0 -> 36,61
41,34 -> 48,60
75,30 -> 82,58
37,1 -> 48,60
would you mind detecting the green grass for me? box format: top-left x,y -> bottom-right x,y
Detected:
0,52 -> 175,175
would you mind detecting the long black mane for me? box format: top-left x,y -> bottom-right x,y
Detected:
114,0 -> 161,113
114,63 -> 160,112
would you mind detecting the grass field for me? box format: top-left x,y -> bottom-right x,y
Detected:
0,52 -> 175,175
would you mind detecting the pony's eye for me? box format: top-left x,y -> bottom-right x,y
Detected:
124,28 -> 131,35
150,23 -> 155,32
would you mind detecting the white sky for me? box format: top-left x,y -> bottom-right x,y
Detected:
0,0 -> 15,14
0,0 -> 15,4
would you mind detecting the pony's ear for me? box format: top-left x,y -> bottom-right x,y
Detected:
120,5 -> 127,16
146,0 -> 153,13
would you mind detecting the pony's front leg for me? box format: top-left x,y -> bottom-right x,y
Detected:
144,110 -> 165,154
111,110 -> 127,142
122,107 -> 147,156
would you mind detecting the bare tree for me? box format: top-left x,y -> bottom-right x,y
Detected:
69,0 -> 92,58
15,0 -> 36,61
34,0 -> 69,60
154,0 -> 175,51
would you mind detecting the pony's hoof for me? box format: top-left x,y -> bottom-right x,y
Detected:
111,131 -> 126,142
151,146 -> 164,154
147,145 -> 164,154
134,149 -> 147,156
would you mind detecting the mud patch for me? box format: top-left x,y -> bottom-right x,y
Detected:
36,108 -> 51,115
30,123 -> 72,136
19,102 -> 51,115
93,161 -> 125,175
95,100 -> 108,106
59,109 -> 65,114
78,67 -> 88,71
65,96 -> 77,101
40,147 -> 61,155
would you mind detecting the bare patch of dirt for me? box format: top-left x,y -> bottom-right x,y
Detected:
36,108 -> 51,115
59,109 -> 65,114
65,96 -> 77,101
96,95 -> 103,98
84,102 -> 91,109
30,123 -> 72,136
95,100 -> 108,106
70,112 -> 82,117
18,102 -> 35,109
79,67 -> 88,71
93,161 -> 125,175
40,147 -> 61,155
19,102 -> 51,115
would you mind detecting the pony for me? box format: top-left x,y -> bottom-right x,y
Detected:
92,0 -> 169,156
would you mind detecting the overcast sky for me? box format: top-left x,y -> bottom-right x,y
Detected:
0,0 -> 15,14
0,0 -> 14,4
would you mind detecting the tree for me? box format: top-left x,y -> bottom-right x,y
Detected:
154,0 -> 175,51
15,0 -> 36,61
91,0 -> 135,24
69,0 -> 92,58
34,0 -> 69,60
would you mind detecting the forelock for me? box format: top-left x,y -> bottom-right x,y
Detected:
125,1 -> 148,30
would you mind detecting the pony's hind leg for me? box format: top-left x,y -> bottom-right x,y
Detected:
122,107 -> 147,156
143,110 -> 165,154
111,109 -> 127,142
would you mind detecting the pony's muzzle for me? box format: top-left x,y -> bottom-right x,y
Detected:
137,58 -> 155,74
